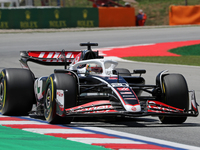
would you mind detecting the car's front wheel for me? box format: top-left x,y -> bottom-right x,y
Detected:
44,73 -> 77,124
159,74 -> 189,124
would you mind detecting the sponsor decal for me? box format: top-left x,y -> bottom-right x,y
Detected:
111,83 -> 128,87
57,91 -> 63,97
124,98 -> 137,100
108,77 -> 118,80
20,10 -> 38,29
0,22 -> 9,29
20,21 -> 38,29
28,51 -> 81,62
48,10 -> 67,28
120,92 -> 132,94
148,109 -> 164,113
72,52 -> 82,64
148,100 -> 183,112
77,9 -> 94,27
71,105 -> 113,113
83,9 -> 88,19
117,87 -> 130,91
124,104 -> 141,112
25,10 -> 31,20
65,101 -> 117,114
54,10 -> 59,19
147,104 -> 183,113
49,21 -> 67,28
77,20 -> 94,27
0,11 -> 9,29
56,90 -> 64,106
131,106 -> 137,111
122,95 -> 135,98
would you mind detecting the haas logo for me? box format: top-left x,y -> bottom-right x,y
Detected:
57,91 -> 63,97
131,106 -> 137,111
117,88 -> 130,91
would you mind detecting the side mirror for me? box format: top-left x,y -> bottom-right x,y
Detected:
133,69 -> 146,76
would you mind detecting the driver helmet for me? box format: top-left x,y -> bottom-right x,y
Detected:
86,64 -> 102,74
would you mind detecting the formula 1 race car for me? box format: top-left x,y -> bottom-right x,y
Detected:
0,43 -> 198,124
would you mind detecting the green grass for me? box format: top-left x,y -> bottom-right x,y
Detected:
123,44 -> 200,66
169,44 -> 200,55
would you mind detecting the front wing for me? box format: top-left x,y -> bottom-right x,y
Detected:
59,91 -> 198,118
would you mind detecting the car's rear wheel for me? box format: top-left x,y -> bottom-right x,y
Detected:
44,73 -> 77,124
0,68 -> 35,115
159,74 -> 189,124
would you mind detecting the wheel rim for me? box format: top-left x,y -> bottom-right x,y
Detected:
0,79 -> 4,110
45,88 -> 51,111
44,84 -> 54,122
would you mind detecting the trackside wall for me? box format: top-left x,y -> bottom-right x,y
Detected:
0,7 -> 135,29
169,5 -> 200,25
0,8 -> 99,29
98,7 -> 135,27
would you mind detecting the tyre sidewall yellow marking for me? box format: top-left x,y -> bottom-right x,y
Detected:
0,71 -> 6,111
46,77 -> 54,121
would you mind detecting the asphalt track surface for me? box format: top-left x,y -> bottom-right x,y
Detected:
1,26 -> 200,148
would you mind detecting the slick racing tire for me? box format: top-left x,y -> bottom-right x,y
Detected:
115,68 -> 131,76
44,73 -> 77,124
159,74 -> 189,124
0,68 -> 35,115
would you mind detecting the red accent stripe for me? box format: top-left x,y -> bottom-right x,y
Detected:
28,51 -> 81,58
45,133 -> 117,138
2,124 -> 70,129
192,103 -> 198,112
148,100 -> 183,111
0,117 -> 27,121
43,53 -> 49,58
65,100 -> 111,111
92,143 -> 173,150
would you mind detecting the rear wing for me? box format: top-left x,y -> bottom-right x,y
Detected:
19,42 -> 104,69
19,50 -> 82,69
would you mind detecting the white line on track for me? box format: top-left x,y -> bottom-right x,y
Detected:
22,128 -> 95,134
67,138 -> 144,144
0,121 -> 45,125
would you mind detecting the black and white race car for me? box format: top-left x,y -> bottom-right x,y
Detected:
0,43 -> 198,124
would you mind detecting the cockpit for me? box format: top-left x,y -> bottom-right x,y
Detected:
69,59 -> 118,76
